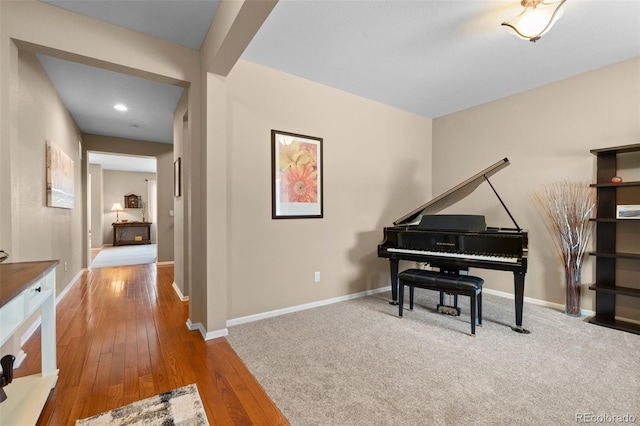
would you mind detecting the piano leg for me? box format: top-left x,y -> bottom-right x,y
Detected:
389,259 -> 399,305
511,271 -> 530,334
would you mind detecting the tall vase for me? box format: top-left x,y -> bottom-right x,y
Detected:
564,260 -> 581,316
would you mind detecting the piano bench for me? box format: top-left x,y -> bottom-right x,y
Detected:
397,269 -> 484,336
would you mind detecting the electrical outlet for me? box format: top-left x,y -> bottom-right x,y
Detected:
314,271 -> 320,282
64,262 -> 68,271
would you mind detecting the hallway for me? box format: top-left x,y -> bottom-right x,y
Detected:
17,264 -> 288,425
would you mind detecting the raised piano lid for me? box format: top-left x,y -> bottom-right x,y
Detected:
393,158 -> 510,226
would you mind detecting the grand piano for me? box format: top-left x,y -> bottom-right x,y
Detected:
377,158 -> 530,333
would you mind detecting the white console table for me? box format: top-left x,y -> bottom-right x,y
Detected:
0,260 -> 59,425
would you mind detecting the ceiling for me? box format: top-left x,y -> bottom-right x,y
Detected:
89,153 -> 157,174
38,54 -> 185,145
37,1 -> 640,170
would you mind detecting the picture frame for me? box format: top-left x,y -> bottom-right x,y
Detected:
124,194 -> 142,208
46,140 -> 74,209
271,130 -> 323,219
616,205 -> 640,219
174,157 -> 182,197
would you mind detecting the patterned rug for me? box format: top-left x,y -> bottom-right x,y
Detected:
75,384 -> 208,425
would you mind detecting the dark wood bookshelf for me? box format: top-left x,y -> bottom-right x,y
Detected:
587,316 -> 640,334
588,284 -> 640,297
588,251 -> 640,260
587,143 -> 640,335
590,143 -> 640,155
590,218 -> 640,223
590,181 -> 640,188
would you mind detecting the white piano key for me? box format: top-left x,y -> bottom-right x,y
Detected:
386,247 -> 519,263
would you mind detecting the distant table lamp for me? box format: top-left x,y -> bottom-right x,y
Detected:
111,202 -> 124,223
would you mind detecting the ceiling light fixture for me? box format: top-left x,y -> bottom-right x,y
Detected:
114,104 -> 128,111
502,0 -> 566,42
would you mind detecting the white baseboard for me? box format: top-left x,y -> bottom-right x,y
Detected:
226,286 -> 388,327
186,318 -> 228,340
172,282 -> 188,301
157,261 -> 174,266
482,287 -> 595,317
224,285 -> 615,329
57,269 -> 84,304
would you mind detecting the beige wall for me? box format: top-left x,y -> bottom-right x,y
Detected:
0,0 -> 200,270
89,164 -> 104,248
225,60 -> 433,319
433,57 -> 640,321
198,0 -> 277,334
173,91 -> 188,296
2,0 -> 638,339
0,48 -> 83,359
13,50 -> 83,288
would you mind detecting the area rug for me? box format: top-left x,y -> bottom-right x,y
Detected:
89,244 -> 157,269
75,384 -> 208,425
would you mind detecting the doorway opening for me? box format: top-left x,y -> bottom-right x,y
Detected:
88,151 -> 158,268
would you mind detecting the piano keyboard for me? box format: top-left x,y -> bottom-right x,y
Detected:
386,247 -> 519,263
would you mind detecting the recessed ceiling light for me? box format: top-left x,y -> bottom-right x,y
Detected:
114,104 -> 128,111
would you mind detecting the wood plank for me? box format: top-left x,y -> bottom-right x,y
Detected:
0,260 -> 59,308
15,263 -> 288,425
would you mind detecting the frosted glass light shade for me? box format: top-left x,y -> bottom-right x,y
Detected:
502,0 -> 566,42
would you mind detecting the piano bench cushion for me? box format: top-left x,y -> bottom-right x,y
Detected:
397,269 -> 484,335
397,269 -> 484,292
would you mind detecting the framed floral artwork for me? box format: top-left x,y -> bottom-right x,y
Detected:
271,130 -> 323,219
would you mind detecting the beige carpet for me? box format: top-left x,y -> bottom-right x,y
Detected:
75,384 -> 208,425
227,290 -> 640,425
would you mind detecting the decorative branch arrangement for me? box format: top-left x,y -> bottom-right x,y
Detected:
533,180 -> 595,315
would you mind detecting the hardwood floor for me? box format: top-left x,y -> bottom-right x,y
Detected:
16,264 -> 289,425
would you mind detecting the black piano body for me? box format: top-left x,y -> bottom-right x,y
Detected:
377,158 -> 530,333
